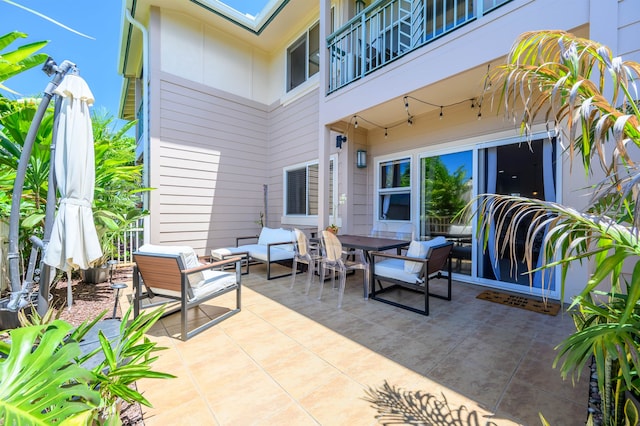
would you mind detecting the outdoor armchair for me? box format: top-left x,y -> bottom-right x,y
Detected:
133,244 -> 241,341
370,237 -> 453,315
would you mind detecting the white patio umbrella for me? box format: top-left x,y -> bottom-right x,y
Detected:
43,73 -> 102,310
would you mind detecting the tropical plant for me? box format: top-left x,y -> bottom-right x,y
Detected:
0,319 -> 101,424
89,111 -> 150,265
0,31 -> 48,94
0,103 -> 149,269
0,306 -> 174,425
78,306 -> 175,423
472,30 -> 640,425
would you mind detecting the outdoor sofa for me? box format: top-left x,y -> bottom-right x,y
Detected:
211,227 -> 297,280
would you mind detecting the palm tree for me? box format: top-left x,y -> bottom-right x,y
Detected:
474,30 -> 640,425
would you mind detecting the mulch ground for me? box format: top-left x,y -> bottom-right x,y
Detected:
51,266 -> 144,426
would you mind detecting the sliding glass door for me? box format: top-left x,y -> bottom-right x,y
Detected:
477,138 -> 557,291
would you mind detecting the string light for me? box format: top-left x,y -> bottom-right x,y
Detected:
345,87 -> 486,140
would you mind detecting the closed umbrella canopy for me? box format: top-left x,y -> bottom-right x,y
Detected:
43,74 -> 102,282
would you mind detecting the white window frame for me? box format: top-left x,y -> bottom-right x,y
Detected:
376,156 -> 412,222
286,21 -> 319,92
282,155 -> 337,226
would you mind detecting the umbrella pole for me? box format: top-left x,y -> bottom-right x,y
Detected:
6,58 -> 76,312
35,98 -> 62,316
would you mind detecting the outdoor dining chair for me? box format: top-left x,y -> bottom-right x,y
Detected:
318,230 -> 369,308
290,228 -> 321,295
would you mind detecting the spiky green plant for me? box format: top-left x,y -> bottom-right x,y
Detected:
471,30 -> 640,425
1,306 -> 174,425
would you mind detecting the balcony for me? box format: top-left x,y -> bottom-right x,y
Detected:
327,0 -> 512,93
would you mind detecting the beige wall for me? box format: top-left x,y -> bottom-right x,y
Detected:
158,7 -> 321,107
160,9 -> 272,104
148,73 -> 270,252
147,71 -> 321,252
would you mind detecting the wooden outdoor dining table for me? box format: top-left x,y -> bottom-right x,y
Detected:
336,234 -> 410,298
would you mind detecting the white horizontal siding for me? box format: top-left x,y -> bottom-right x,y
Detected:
618,0 -> 640,63
151,74 -> 269,253
265,90 -> 320,228
150,74 -> 320,253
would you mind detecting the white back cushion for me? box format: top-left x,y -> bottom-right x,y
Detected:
449,224 -> 471,235
404,241 -> 428,273
138,244 -> 204,287
257,227 -> 294,251
403,237 -> 447,273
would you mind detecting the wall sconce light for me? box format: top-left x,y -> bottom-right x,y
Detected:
336,135 -> 347,149
356,149 -> 367,168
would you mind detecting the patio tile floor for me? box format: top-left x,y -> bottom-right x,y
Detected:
121,263 -> 588,425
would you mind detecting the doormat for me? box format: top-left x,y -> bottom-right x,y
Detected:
476,290 -> 561,316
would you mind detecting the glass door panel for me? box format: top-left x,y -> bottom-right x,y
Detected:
478,138 -> 556,289
420,150 -> 473,275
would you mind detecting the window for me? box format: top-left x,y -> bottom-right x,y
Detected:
285,157 -> 335,217
287,22 -> 319,91
378,157 -> 411,221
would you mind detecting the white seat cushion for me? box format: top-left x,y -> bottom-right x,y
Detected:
191,270 -> 237,300
213,244 -> 294,263
244,244 -> 294,262
211,247 -> 248,259
376,258 -> 420,284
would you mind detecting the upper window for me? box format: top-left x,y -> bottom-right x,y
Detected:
285,157 -> 335,217
287,22 -> 319,92
378,157 -> 411,221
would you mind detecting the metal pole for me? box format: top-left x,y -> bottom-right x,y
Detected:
263,184 -> 268,227
35,99 -> 62,316
6,58 -> 75,311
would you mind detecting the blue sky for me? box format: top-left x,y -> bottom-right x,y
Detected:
1,0 -> 270,128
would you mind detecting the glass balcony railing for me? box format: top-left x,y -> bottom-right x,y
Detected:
327,0 -> 512,93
